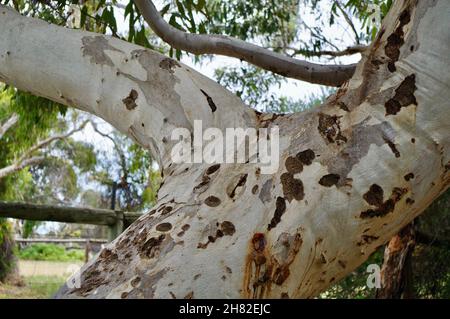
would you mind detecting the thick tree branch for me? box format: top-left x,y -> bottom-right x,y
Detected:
0,4 -> 256,171
133,0 -> 357,86
0,113 -> 18,139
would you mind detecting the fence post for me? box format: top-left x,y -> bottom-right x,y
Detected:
108,210 -> 124,242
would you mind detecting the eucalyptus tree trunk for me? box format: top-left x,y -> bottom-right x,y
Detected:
0,0 -> 449,298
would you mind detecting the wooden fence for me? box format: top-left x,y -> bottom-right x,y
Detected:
0,201 -> 142,241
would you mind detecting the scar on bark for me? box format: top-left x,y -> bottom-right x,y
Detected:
361,185 -> 407,218
204,195 -> 221,207
319,173 -> 340,187
318,113 -> 347,144
158,58 -> 181,74
385,74 -> 417,115
384,8 -> 411,72
383,137 -> 401,157
268,197 -> 286,230
122,89 -> 138,110
156,222 -> 172,232
200,89 -> 217,112
140,234 -> 166,258
197,221 -> 235,249
226,173 -> 248,199
205,164 -> 220,175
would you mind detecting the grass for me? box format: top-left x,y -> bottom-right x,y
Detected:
18,243 -> 84,262
0,275 -> 66,299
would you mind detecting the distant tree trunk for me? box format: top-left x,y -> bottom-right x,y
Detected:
0,0 -> 449,298
376,223 -> 416,299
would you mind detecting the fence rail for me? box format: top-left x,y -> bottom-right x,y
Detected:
15,238 -> 108,244
0,201 -> 143,241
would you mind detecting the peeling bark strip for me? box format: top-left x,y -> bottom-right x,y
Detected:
1,1 -> 450,299
200,89 -> 217,112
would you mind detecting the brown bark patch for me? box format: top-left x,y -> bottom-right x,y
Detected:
363,184 -> 384,207
197,221 -> 235,249
226,173 -> 248,199
205,164 -> 220,175
384,9 -> 411,72
221,221 -> 236,236
268,197 -> 287,230
140,234 -> 166,258
296,149 -> 315,165
156,222 -> 172,232
204,195 -> 221,207
318,113 -> 347,145
385,74 -> 417,115
285,156 -> 303,174
122,89 -> 138,110
158,58 -> 181,74
280,173 -> 304,202
361,186 -> 407,218
318,174 -> 340,187
252,185 -> 259,194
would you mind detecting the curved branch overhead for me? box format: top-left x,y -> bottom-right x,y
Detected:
133,0 -> 357,87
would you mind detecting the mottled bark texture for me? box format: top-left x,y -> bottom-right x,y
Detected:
0,0 -> 449,298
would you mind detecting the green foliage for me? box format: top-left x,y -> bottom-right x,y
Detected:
411,190 -> 450,298
17,243 -> 84,262
320,248 -> 383,299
